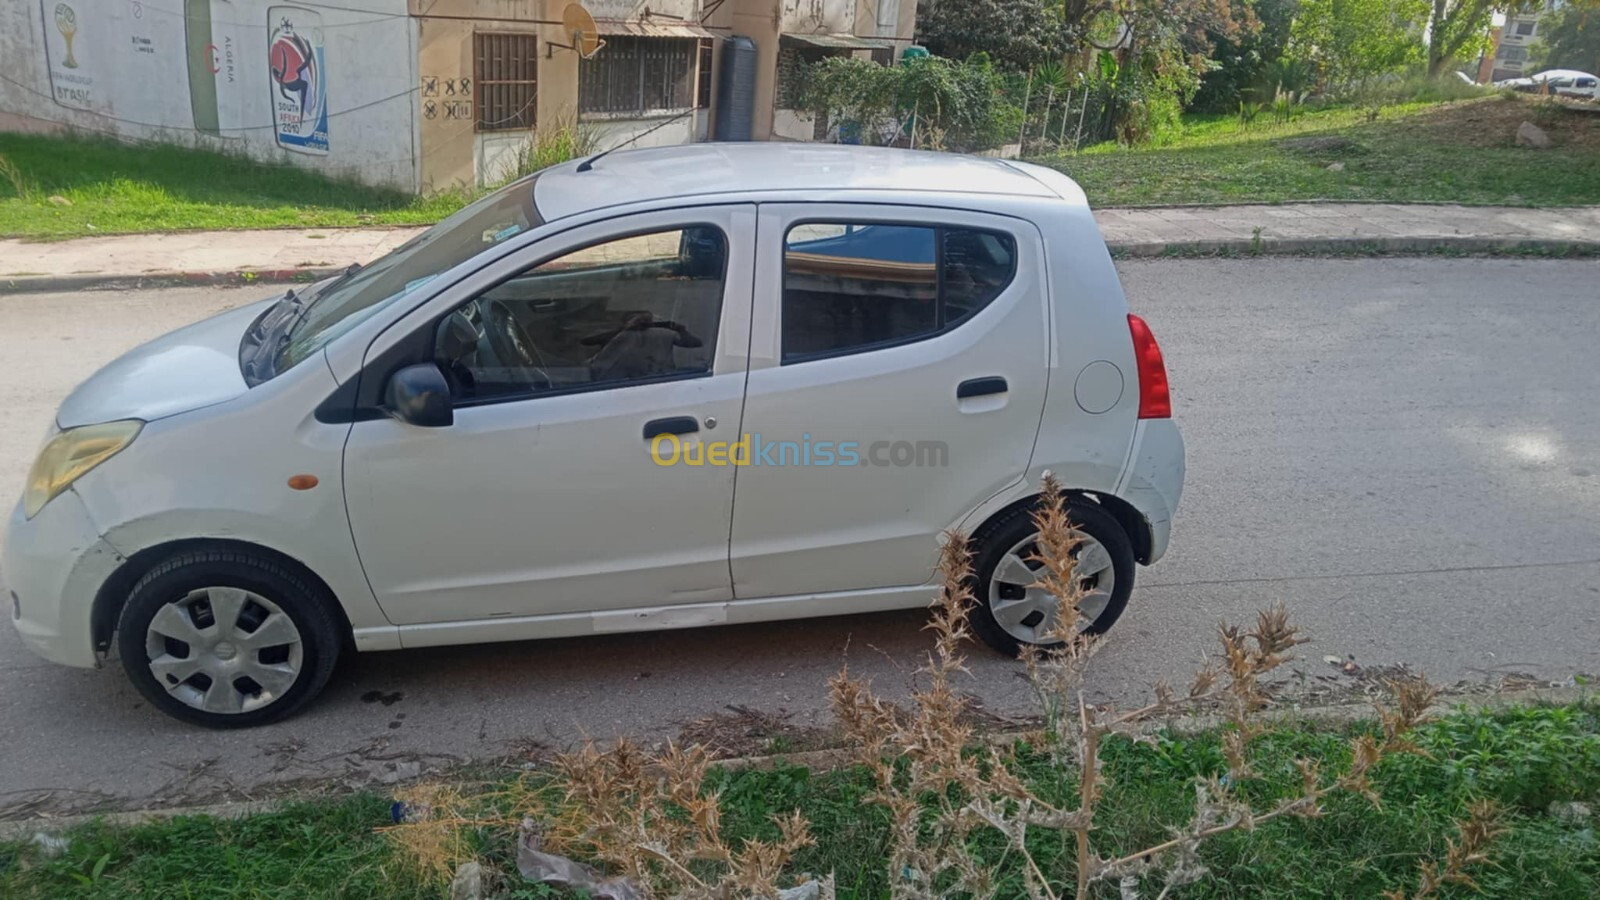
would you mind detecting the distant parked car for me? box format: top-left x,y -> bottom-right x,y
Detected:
1495,69 -> 1600,99
1454,71 -> 1477,85
4,144 -> 1186,727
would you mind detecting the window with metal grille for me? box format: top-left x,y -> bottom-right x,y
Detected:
474,32 -> 538,131
696,39 -> 714,109
580,36 -> 698,116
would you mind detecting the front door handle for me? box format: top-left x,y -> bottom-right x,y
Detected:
957,376 -> 1008,399
643,416 -> 699,440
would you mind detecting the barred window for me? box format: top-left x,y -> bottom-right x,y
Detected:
474,33 -> 538,131
696,38 -> 714,109
580,36 -> 698,116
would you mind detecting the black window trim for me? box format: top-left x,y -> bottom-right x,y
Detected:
778,218 -> 1020,367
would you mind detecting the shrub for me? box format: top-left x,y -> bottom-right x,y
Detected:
800,53 -> 1024,153
502,118 -> 598,183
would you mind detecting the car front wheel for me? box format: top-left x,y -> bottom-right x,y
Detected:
117,550 -> 341,727
968,500 -> 1136,657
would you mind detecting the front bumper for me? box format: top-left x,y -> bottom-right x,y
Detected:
1117,418 -> 1186,565
2,490 -> 122,668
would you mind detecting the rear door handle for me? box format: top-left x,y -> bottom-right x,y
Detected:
643,416 -> 699,440
957,376 -> 1008,399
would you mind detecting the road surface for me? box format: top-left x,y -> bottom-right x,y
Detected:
2,257 -> 1597,815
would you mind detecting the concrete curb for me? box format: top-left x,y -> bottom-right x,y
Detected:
1110,235 -> 1600,259
2,684 -> 1587,835
5,236 -> 1599,295
1,266 -> 343,295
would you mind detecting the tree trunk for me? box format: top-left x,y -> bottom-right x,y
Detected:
1428,0 -> 1450,79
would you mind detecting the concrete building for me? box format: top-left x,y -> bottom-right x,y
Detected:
1490,4 -> 1552,83
0,0 -> 917,194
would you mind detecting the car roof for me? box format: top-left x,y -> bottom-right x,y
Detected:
1533,69 -> 1597,80
532,143 -> 1066,221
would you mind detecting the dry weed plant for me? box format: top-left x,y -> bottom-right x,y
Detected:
1384,801 -> 1503,900
387,474 -> 1499,897
545,738 -> 823,898
387,740 -> 828,899
830,474 -> 1470,899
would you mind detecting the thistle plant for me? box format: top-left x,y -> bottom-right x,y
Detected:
832,475 -> 1467,898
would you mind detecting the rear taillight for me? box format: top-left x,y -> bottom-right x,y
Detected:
1127,314 -> 1171,419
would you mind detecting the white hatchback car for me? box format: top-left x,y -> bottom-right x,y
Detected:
4,145 -> 1184,727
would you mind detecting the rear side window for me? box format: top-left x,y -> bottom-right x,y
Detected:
782,222 -> 1017,363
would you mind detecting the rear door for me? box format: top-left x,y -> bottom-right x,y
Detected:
729,203 -> 1050,600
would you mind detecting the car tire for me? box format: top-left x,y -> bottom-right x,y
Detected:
117,549 -> 342,728
968,499 -> 1136,657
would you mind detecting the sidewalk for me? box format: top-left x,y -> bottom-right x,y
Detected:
4,203 -> 1599,293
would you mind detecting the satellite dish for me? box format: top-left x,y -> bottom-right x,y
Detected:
549,3 -> 604,59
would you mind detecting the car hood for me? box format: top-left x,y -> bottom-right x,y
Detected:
56,299 -> 272,429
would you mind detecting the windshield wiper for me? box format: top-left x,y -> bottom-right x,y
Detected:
240,289 -> 302,385
282,262 -> 362,346
314,262 -> 363,301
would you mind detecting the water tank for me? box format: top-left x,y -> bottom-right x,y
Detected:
714,36 -> 758,142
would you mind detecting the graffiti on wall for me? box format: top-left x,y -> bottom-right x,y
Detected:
267,7 -> 328,153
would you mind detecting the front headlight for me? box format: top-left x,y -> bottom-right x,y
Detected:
23,420 -> 142,519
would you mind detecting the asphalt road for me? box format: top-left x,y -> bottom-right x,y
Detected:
2,257 -> 1598,815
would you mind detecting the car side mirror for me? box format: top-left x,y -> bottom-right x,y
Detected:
385,362 -> 454,428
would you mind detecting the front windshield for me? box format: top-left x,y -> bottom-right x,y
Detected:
274,175 -> 544,373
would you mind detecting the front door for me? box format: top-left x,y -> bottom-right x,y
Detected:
344,206 -> 756,626
729,204 -> 1050,599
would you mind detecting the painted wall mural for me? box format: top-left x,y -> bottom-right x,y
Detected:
266,6 -> 327,153
33,0 -> 350,152
11,0 -> 423,190
42,1 -> 95,111
185,0 -> 245,136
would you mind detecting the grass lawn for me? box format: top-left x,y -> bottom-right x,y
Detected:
1039,96 -> 1600,208
4,702 -> 1597,898
0,132 -> 463,239
2,96 -> 1598,240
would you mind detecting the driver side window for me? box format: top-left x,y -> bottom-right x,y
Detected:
436,226 -> 728,403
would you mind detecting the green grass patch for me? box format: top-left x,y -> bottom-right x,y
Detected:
3,704 -> 1597,898
0,132 -> 464,239
1036,98 -> 1600,208
0,794 -> 424,898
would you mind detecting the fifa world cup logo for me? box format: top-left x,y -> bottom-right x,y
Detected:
55,3 -> 79,69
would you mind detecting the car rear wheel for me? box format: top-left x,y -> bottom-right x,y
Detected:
117,550 -> 341,728
968,500 -> 1135,657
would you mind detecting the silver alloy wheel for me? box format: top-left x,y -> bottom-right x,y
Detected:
987,531 -> 1116,645
144,587 -> 304,715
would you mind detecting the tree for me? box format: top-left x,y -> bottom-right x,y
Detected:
1290,0 -> 1428,91
1192,0 -> 1303,112
1425,0 -> 1535,77
1530,4 -> 1600,75
915,0 -> 1070,70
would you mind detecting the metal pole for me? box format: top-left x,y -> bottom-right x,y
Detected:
1040,85 -> 1055,144
1059,89 -> 1072,144
1075,92 -> 1088,150
1018,70 -> 1033,149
